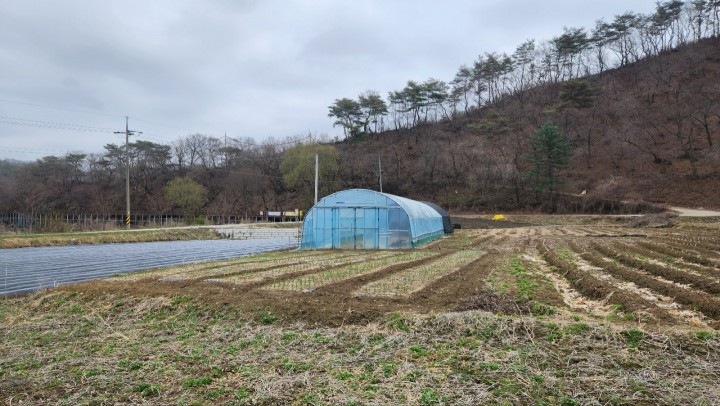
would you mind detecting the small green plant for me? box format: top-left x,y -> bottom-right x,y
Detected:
313,332 -> 332,344
563,323 -> 589,335
380,362 -> 397,377
624,328 -> 645,348
409,345 -> 429,357
203,387 -> 230,399
281,358 -> 312,373
478,362 -> 501,371
235,387 -> 250,399
627,379 -> 648,393
695,331 -> 712,341
336,371 -> 353,381
183,376 -> 213,389
506,258 -> 526,275
492,378 -> 522,397
531,303 -> 556,316
259,312 -> 277,325
132,383 -> 160,397
419,387 -> 442,405
67,304 -> 83,315
384,312 -> 411,332
368,333 -> 385,344
118,359 -> 144,371
559,396 -> 580,406
517,277 -> 540,298
171,295 -> 192,306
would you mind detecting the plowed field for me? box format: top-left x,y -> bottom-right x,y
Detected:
69,216 -> 720,330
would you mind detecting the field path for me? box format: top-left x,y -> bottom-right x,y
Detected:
670,207 -> 720,216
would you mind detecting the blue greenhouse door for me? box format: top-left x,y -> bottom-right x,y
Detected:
331,207 -> 379,249
332,208 -> 354,249
356,208 -> 379,249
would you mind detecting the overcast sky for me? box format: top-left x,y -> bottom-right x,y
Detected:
0,0 -> 659,161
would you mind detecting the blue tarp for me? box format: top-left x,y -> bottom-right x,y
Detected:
301,189 -> 444,249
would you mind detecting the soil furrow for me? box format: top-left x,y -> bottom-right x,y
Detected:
540,241 -> 675,322
591,242 -> 720,295
578,244 -> 720,320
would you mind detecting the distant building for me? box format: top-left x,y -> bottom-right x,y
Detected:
300,189 -> 448,249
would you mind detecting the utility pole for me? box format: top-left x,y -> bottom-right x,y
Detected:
314,153 -> 319,205
378,155 -> 383,193
114,116 -> 142,229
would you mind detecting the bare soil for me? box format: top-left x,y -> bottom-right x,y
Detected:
62,216 -> 720,331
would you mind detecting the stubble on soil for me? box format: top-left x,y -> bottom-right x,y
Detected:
64,217 -> 720,331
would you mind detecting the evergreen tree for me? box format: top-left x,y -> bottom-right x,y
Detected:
527,122 -> 574,211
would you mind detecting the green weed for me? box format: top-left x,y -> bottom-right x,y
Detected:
183,376 -> 213,389
478,362 -> 501,371
531,303 -> 556,316
380,362 -> 397,377
383,312 -> 411,332
419,387 -> 443,405
171,296 -> 192,306
404,370 -> 422,382
132,383 -> 160,397
118,359 -> 144,371
259,312 -> 277,325
563,323 -> 589,335
281,358 -> 312,373
409,345 -> 429,357
235,387 -> 250,399
623,328 -> 645,348
203,387 -> 230,399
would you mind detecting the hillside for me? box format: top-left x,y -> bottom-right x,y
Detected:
333,37 -> 720,212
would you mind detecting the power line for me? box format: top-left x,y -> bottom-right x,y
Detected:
0,147 -> 70,155
0,117 -> 116,133
0,98 -> 191,134
0,98 -> 124,118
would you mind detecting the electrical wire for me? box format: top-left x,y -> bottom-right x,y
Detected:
0,118 -> 115,133
0,98 -> 124,118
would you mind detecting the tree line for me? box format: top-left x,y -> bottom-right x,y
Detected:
329,0 -> 720,135
0,134 -> 302,220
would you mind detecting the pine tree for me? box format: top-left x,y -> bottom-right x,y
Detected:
527,122 -> 574,211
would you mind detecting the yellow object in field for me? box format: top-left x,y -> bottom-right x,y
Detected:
492,214 -> 506,221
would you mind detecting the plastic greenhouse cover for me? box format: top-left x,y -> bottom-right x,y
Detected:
302,189 -> 444,248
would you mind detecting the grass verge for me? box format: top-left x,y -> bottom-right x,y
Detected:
0,228 -> 221,249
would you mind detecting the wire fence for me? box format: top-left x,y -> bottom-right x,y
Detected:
0,212 -> 302,232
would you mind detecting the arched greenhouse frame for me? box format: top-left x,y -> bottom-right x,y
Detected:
300,189 -> 446,249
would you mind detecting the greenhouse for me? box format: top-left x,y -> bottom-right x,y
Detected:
300,189 -> 446,250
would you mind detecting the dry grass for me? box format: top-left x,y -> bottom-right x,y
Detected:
112,249 -> 339,282
219,252 -> 386,285
0,228 -> 221,249
355,249 -> 483,298
1,291 -> 718,405
265,251 -> 433,292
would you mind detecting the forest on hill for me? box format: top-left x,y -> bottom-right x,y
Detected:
0,0 -> 719,220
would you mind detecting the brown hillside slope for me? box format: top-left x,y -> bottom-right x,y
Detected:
335,37 -> 720,212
